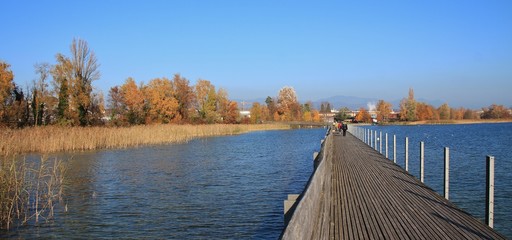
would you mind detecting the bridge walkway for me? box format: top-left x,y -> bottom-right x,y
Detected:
298,132 -> 505,239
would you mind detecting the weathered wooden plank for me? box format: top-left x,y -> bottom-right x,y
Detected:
327,133 -> 506,240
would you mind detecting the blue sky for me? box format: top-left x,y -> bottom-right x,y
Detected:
1,0 -> 511,109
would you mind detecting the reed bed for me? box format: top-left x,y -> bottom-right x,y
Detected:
0,124 -> 290,155
0,156 -> 65,229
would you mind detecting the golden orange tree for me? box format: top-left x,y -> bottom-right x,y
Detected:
172,74 -> 195,122
376,100 -> 392,122
416,102 -> 438,121
121,77 -> 146,124
145,78 -> 180,123
355,107 -> 371,123
0,61 -> 14,120
277,86 -> 301,121
249,102 -> 263,124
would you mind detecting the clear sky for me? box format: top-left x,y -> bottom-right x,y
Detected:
1,0 -> 511,109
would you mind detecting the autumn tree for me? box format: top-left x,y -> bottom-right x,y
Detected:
481,104 -> 511,119
376,100 -> 392,122
0,61 -> 15,121
438,103 -> 451,120
70,39 -> 100,125
265,96 -> 277,120
108,86 -> 126,125
277,86 -> 300,121
89,90 -> 105,125
400,88 -> 417,121
217,88 -> 239,123
416,102 -> 438,121
144,78 -> 180,123
52,54 -> 72,123
302,101 -> 314,122
195,79 -> 219,123
173,74 -> 195,122
302,101 -> 313,113
4,86 -> 28,127
451,107 -> 465,120
0,62 -> 29,127
463,109 -> 477,119
250,102 -> 263,124
52,38 -> 100,125
120,77 -> 146,124
303,111 -> 312,122
355,107 -> 371,123
311,110 -> 321,122
223,101 -> 240,124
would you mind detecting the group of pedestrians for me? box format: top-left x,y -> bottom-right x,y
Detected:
332,121 -> 348,136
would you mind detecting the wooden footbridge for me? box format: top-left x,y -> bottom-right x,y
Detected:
281,130 -> 505,239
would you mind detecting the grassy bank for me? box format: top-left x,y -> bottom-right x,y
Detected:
0,124 -> 290,155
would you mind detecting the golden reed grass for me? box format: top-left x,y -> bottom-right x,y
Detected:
0,124 -> 290,155
0,156 -> 65,229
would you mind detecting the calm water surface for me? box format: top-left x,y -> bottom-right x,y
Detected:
4,128 -> 326,239
356,122 -> 512,237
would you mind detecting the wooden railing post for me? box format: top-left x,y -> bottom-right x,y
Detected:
486,155 -> 495,228
444,147 -> 450,200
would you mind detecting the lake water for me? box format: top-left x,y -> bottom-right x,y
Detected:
2,128 -> 326,239
353,122 -> 512,237
3,123 -> 511,238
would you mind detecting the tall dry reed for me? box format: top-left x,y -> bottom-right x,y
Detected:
0,124 -> 290,155
0,156 -> 65,229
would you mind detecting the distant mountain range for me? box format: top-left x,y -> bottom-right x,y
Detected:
234,95 -> 444,111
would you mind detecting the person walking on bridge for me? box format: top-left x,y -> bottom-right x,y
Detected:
342,123 -> 348,136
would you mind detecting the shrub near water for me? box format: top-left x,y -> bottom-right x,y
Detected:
0,124 -> 290,155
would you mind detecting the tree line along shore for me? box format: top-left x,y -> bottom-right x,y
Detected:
1,38 -> 510,156
2,38 -> 510,130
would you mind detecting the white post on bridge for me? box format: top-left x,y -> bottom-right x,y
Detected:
393,135 -> 396,163
385,133 -> 388,159
420,141 -> 424,183
405,137 -> 409,172
444,147 -> 450,200
486,155 -> 495,228
374,130 -> 378,151
379,131 -> 382,154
